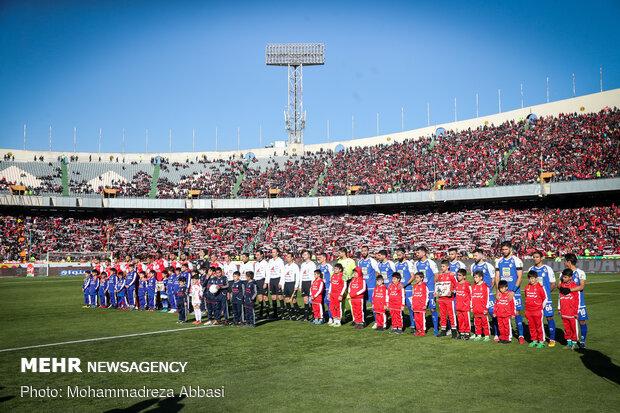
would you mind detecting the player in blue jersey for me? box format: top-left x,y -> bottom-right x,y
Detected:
471,248 -> 497,337
86,271 -> 99,308
180,264 -> 193,314
395,247 -> 416,333
107,268 -> 118,308
528,250 -> 557,347
216,268 -> 230,323
137,272 -> 147,310
414,246 -> 440,336
146,270 -> 157,310
448,248 -> 466,273
115,271 -> 128,309
125,264 -> 137,310
377,249 -> 396,328
82,271 -> 91,308
563,253 -> 588,349
358,245 -> 380,325
376,250 -> 396,285
167,267 -> 180,313
495,241 -> 525,344
96,271 -> 108,308
317,252 -> 333,323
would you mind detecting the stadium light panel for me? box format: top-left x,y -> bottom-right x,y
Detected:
265,43 -> 325,66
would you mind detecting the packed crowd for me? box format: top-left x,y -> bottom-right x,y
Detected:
0,215 -> 264,262
2,109 -> 617,198
239,152 -> 331,198
496,109 -> 620,185
262,205 -> 619,258
319,137 -> 433,195
115,171 -> 152,197
172,160 -> 244,198
1,204 -> 617,262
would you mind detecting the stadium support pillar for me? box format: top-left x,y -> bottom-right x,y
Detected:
149,164 -> 160,199
231,169 -> 246,198
61,161 -> 69,196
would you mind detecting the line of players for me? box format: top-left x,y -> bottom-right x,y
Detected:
352,242 -> 587,349
82,262 -> 260,326
81,241 -> 589,348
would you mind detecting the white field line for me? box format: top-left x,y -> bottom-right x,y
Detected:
584,279 -> 620,284
0,324 -> 222,353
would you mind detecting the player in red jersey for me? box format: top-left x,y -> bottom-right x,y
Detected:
348,267 -> 367,329
310,269 -> 325,325
387,272 -> 405,334
471,271 -> 492,341
494,280 -> 516,343
26,262 -> 35,277
328,264 -> 346,327
524,270 -> 547,348
411,271 -> 429,336
168,252 -> 180,271
454,268 -> 472,340
435,260 -> 458,338
372,275 -> 388,331
152,252 -> 166,281
558,269 -> 580,350
152,253 -> 166,307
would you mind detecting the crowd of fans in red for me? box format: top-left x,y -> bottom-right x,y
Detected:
262,205 -> 619,258
0,215 -> 264,262
1,109 -> 617,198
1,204 -> 617,262
239,152 -> 331,198
496,109 -> 620,185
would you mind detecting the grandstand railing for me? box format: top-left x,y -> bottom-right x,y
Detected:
0,178 -> 617,211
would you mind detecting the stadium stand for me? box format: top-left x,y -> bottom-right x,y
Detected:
496,109 -> 620,185
159,159 -> 244,199
67,162 -> 153,196
239,152 -> 331,198
1,204 -> 617,262
0,160 -> 62,195
0,108 -> 618,199
0,215 -> 264,262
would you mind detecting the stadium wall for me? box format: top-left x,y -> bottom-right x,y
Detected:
1,89 -> 619,161
0,178 -> 618,211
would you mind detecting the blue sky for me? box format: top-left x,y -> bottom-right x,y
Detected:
0,0 -> 619,153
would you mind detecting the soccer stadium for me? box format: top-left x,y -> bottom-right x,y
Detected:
1,2 -> 619,412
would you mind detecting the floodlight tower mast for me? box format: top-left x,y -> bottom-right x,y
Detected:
266,43 -> 324,145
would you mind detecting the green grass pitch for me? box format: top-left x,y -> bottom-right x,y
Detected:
0,274 -> 618,412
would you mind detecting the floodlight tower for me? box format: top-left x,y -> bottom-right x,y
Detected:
266,43 -> 325,145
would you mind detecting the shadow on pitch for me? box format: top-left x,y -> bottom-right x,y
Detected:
0,386 -> 15,404
104,395 -> 186,412
579,349 -> 620,385
255,317 -> 280,327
